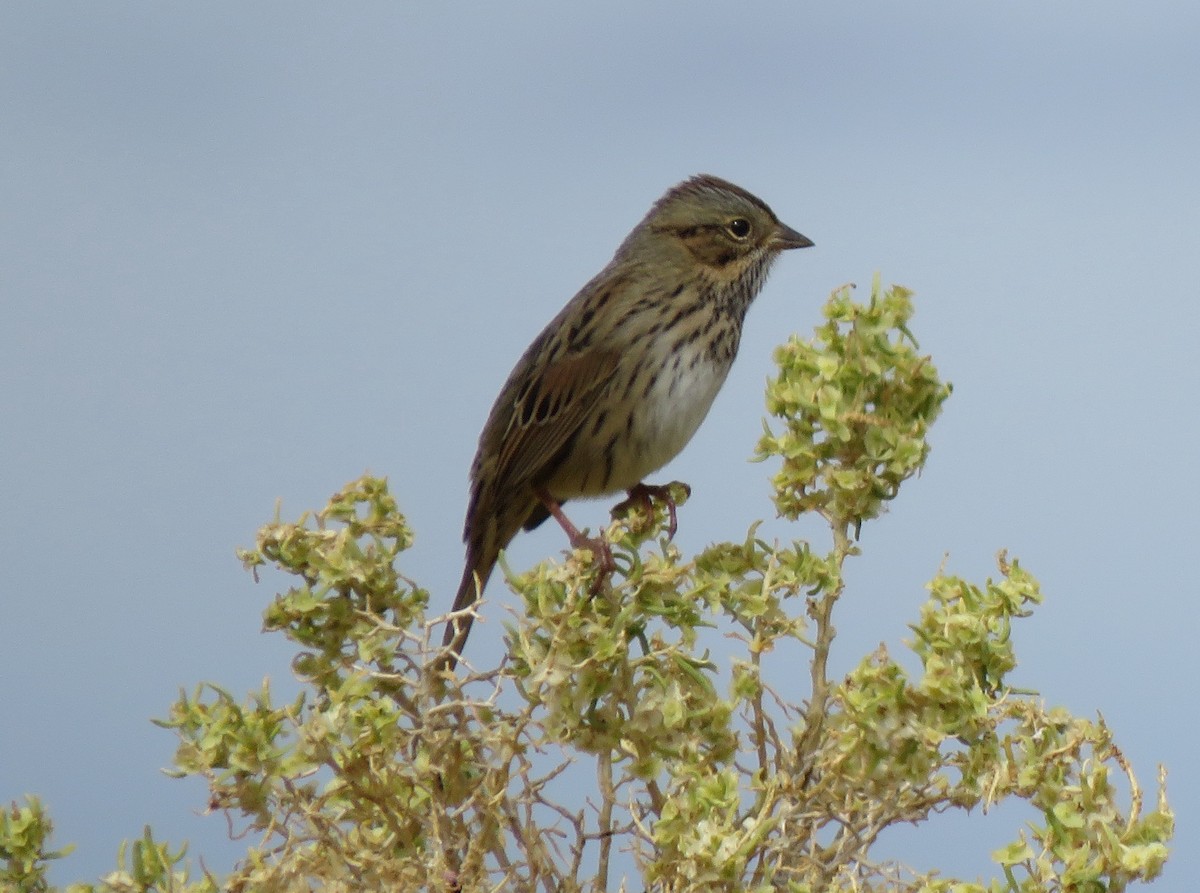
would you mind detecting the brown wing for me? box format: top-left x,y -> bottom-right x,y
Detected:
489,347 -> 620,491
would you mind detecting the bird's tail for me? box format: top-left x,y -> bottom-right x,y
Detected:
437,489 -> 530,672
437,549 -> 496,672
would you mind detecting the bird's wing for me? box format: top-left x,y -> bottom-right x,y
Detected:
489,347 -> 621,490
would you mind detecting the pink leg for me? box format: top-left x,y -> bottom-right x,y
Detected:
534,488 -> 616,586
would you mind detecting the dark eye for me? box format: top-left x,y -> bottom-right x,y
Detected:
726,218 -> 752,239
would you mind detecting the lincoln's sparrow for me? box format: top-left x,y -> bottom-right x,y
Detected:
443,174 -> 812,665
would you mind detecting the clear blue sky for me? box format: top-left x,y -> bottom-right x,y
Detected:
2,3 -> 1196,887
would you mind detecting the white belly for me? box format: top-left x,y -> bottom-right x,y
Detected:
625,352 -> 729,481
544,339 -> 738,499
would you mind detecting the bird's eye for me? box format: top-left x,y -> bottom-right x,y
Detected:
726,218 -> 752,240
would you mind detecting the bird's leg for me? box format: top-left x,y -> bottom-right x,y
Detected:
534,488 -> 615,588
612,482 -> 691,540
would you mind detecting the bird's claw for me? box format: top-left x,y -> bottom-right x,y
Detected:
613,481 -> 690,540
536,486 -> 616,594
564,531 -> 616,594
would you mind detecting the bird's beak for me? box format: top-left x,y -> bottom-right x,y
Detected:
772,223 -> 814,250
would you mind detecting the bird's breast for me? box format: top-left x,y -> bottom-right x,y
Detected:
545,328 -> 738,499
625,338 -> 732,477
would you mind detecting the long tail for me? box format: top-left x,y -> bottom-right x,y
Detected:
438,484 -> 543,671
438,550 -> 497,670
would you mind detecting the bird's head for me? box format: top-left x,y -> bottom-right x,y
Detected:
631,174 -> 812,282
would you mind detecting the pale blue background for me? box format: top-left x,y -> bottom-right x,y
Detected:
2,3 -> 1195,887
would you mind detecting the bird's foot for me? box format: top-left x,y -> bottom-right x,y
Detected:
612,481 -> 691,540
572,532 -> 616,594
535,488 -> 615,594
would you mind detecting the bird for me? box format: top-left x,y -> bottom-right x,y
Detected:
441,174 -> 812,667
